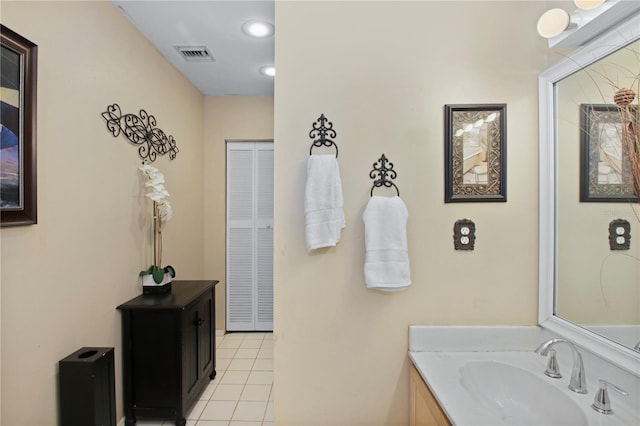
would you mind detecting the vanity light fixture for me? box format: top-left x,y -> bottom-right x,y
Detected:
241,20 -> 274,38
259,65 -> 275,77
536,0 -> 639,47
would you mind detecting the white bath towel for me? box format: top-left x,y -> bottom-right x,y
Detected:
305,155 -> 345,251
363,196 -> 411,291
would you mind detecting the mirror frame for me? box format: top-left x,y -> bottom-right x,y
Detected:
539,13 -> 640,376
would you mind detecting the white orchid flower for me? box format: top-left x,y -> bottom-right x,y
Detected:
157,200 -> 173,222
139,163 -> 173,275
146,183 -> 169,195
139,163 -> 159,176
145,172 -> 165,186
146,190 -> 168,202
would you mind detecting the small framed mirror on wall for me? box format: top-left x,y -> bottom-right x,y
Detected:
444,104 -> 507,203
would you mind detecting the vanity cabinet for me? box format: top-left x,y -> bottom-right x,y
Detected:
410,364 -> 451,426
117,280 -> 218,426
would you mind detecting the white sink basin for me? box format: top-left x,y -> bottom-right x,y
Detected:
409,327 -> 639,426
459,361 -> 588,425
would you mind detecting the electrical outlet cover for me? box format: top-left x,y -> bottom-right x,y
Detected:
608,219 -> 630,250
454,219 -> 476,250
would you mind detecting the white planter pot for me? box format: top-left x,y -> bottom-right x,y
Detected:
141,272 -> 173,294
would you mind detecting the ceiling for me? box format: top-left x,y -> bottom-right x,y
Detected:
112,0 -> 275,96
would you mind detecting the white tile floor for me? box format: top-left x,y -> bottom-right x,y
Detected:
135,331 -> 273,426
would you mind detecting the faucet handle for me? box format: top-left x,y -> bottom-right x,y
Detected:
544,349 -> 562,379
591,379 -> 629,415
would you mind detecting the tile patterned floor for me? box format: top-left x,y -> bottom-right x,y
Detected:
134,331 -> 273,426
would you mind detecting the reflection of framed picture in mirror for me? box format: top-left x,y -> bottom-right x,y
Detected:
1,25 -> 37,226
444,104 -> 506,203
580,104 -> 638,203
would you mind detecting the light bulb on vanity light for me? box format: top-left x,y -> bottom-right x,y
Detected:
574,0 -> 606,10
537,8 -> 580,38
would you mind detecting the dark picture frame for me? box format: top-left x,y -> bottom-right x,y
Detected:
445,104 -> 506,202
579,104 -> 638,203
1,25 -> 37,226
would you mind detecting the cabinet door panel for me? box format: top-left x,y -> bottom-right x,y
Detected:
410,364 -> 450,426
182,305 -> 199,397
132,311 -> 179,407
198,293 -> 214,375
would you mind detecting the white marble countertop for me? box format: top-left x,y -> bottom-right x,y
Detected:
408,325 -> 640,426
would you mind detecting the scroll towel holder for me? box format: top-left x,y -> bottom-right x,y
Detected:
370,154 -> 400,197
309,114 -> 338,157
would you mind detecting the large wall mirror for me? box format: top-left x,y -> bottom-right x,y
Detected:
539,13 -> 640,375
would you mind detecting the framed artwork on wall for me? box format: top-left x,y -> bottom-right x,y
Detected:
579,104 -> 638,202
0,25 -> 37,227
444,104 -> 506,203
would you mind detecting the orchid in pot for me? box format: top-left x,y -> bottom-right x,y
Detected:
139,163 -> 175,292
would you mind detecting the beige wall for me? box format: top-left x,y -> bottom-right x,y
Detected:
273,1 -> 548,425
204,96 -> 274,329
0,2 -> 204,425
0,1 -> 577,425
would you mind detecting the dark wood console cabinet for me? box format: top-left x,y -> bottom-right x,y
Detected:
117,280 -> 218,426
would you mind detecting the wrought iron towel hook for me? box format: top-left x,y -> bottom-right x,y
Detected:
309,113 -> 338,157
101,103 -> 179,163
370,154 -> 400,197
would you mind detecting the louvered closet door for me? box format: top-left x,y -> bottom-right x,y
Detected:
226,141 -> 273,331
255,143 -> 274,330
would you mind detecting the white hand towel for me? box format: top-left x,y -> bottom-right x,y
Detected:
305,155 -> 345,251
363,196 -> 411,291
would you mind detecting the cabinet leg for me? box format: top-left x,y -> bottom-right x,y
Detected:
176,418 -> 186,426
124,417 -> 136,426
209,370 -> 217,380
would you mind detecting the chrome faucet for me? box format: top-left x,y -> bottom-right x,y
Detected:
534,338 -> 588,394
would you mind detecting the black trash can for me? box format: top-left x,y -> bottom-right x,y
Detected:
59,347 -> 116,426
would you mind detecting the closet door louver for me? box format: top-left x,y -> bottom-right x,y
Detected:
255,145 -> 274,330
227,146 -> 255,331
226,142 -> 273,331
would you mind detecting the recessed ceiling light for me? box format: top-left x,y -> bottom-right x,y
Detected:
242,20 -> 274,38
259,66 -> 275,77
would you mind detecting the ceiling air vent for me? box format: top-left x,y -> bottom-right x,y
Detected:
174,46 -> 215,62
